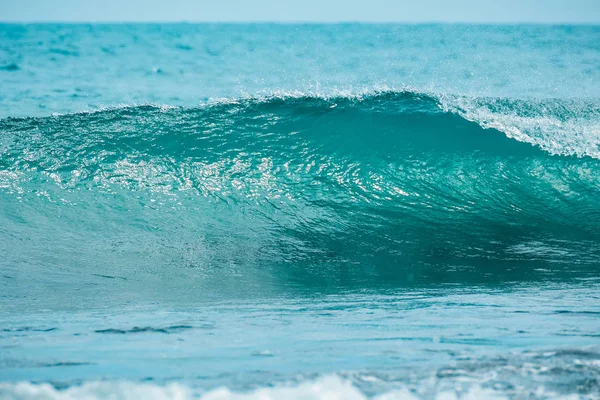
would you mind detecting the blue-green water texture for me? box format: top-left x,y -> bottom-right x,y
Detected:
1,24 -> 600,399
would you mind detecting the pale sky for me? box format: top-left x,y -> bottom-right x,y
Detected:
1,0 -> 599,23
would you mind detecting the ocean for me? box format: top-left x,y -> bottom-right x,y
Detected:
0,23 -> 599,399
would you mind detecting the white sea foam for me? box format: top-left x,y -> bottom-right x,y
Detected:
438,94 -> 600,159
0,375 -> 587,400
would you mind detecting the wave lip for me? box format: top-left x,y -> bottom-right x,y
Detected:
438,94 -> 600,159
2,89 -> 599,158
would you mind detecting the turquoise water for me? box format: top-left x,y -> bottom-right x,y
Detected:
1,24 -> 600,399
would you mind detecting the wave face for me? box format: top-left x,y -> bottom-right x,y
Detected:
1,91 -> 600,299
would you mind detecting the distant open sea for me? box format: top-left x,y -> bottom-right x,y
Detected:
1,24 -> 600,399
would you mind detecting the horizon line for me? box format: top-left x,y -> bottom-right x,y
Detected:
1,20 -> 599,25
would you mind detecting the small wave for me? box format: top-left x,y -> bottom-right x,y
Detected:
94,325 -> 194,334
0,63 -> 20,71
1,327 -> 57,333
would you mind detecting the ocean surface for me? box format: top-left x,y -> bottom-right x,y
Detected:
1,23 -> 600,399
